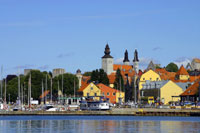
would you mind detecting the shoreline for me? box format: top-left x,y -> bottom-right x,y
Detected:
1,108 -> 200,117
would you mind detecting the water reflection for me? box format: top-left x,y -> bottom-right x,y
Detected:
0,117 -> 200,133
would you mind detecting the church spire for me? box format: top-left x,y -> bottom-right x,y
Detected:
133,49 -> 139,62
133,49 -> 139,73
102,43 -> 113,58
123,50 -> 130,65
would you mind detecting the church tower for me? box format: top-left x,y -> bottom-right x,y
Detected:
123,50 -> 130,65
133,49 -> 139,73
102,44 -> 113,75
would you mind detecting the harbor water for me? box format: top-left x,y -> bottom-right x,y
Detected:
0,116 -> 200,132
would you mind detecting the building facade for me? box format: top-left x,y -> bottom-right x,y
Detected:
52,68 -> 66,78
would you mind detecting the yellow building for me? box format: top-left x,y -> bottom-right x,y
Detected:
78,82 -> 125,104
175,65 -> 190,80
139,70 -> 161,90
116,91 -> 125,103
160,80 -> 183,105
78,82 -> 101,100
141,80 -> 184,105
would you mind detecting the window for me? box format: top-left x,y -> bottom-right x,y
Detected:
102,92 -> 105,96
143,78 -> 145,80
87,93 -> 89,96
91,87 -> 93,90
107,92 -> 110,96
156,78 -> 159,81
113,93 -> 116,96
95,93 -> 97,96
150,78 -> 152,80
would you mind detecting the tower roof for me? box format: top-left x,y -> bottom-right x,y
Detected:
76,69 -> 81,74
123,49 -> 130,62
176,65 -> 189,75
147,61 -> 156,70
102,44 -> 113,58
133,49 -> 139,62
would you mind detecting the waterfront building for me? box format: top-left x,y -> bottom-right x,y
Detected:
139,70 -> 161,90
52,68 -> 66,78
78,82 -> 101,100
78,82 -> 124,104
97,83 -> 125,104
141,80 -> 186,104
180,80 -> 200,102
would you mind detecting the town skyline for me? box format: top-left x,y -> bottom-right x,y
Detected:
0,1 -> 200,77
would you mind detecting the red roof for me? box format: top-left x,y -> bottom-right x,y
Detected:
78,82 -> 89,92
176,65 -> 189,76
113,64 -> 133,71
108,73 -> 116,84
155,68 -> 176,80
39,90 -> 50,99
97,83 -> 121,93
180,80 -> 200,96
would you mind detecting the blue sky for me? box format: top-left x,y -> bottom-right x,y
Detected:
0,0 -> 200,77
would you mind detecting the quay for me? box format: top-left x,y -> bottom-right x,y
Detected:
0,108 -> 200,117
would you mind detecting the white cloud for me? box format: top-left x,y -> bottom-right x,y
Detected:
114,58 -> 124,64
174,57 -> 192,67
57,52 -> 74,59
37,65 -> 49,70
152,47 -> 162,51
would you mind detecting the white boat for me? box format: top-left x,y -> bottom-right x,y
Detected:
45,105 -> 58,111
80,101 -> 110,110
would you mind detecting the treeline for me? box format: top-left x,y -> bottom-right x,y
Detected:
1,70 -> 78,102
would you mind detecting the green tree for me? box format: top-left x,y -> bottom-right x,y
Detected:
90,69 -> 109,85
6,70 -> 79,103
166,62 -> 178,72
53,73 -> 79,96
114,69 -> 124,91
98,69 -> 109,85
6,75 -> 25,102
24,70 -> 50,101
83,71 -> 92,76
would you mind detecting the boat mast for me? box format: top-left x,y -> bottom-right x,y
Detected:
18,70 -> 21,106
42,80 -> 44,105
74,78 -> 75,98
45,74 -> 47,104
50,78 -> 52,104
29,73 -> 31,109
120,76 -> 122,104
62,74 -> 63,103
4,78 -> 6,104
58,80 -> 60,104
21,84 -> 23,106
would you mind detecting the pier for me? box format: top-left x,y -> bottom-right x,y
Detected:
0,108 -> 200,117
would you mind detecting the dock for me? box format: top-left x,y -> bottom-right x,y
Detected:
1,108 -> 200,117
